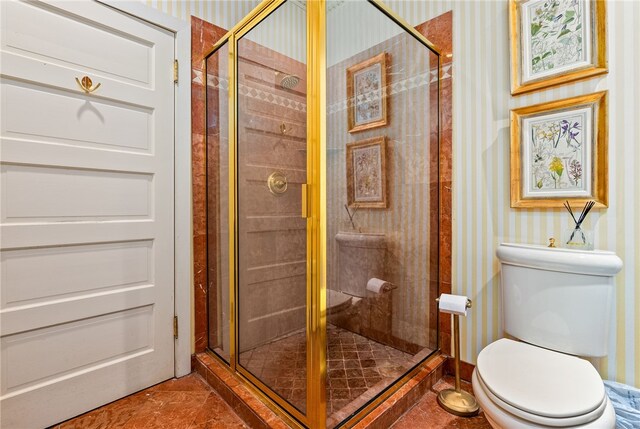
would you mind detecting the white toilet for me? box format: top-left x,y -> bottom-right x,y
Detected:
473,243 -> 623,428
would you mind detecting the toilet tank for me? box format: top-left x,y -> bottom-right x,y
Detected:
496,243 -> 622,357
335,232 -> 386,297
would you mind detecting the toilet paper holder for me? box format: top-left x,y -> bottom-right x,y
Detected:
435,294 -> 479,417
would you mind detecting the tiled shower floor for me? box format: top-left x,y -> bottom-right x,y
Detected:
239,324 -> 426,426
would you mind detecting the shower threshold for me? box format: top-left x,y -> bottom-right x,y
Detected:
195,324 -> 446,428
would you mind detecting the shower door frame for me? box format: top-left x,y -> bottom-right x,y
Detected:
204,1 -> 442,428
205,2 -> 319,426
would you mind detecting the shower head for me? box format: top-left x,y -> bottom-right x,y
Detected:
278,73 -> 300,89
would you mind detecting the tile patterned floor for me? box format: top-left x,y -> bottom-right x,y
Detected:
239,324 -> 417,422
53,373 -> 491,429
50,374 -> 248,429
238,329 -> 308,413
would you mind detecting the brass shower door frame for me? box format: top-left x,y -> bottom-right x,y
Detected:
204,1 -> 322,426
204,1 -> 442,428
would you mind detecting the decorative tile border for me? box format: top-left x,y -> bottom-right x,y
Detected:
195,70 -> 308,113
327,64 -> 452,115
195,63 -> 452,117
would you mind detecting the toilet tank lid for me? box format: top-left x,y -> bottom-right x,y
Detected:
496,243 -> 622,276
335,232 -> 386,249
476,339 -> 605,419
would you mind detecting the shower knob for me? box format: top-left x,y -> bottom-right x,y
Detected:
268,171 -> 288,196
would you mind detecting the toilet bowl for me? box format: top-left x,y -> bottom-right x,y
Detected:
473,339 -> 616,428
473,244 -> 622,429
326,288 -> 357,314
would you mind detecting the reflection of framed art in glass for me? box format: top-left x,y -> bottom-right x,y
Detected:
509,0 -> 607,95
510,91 -> 608,208
347,52 -> 388,133
346,136 -> 387,209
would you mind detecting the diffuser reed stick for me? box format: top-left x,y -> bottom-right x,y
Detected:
344,204 -> 359,230
564,200 -> 595,244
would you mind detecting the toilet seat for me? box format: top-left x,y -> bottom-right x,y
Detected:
476,339 -> 607,427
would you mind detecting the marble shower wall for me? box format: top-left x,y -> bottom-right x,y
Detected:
192,17 -> 228,353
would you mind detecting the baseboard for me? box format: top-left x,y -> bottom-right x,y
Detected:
444,357 -> 476,383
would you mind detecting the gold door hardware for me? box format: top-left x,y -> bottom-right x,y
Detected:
75,76 -> 101,94
173,316 -> 178,339
301,184 -> 308,218
279,123 -> 292,135
174,59 -> 179,83
267,171 -> 288,196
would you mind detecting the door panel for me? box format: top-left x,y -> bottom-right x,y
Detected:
3,306 -> 154,390
1,164 -> 152,221
0,1 -> 175,427
2,241 -> 151,306
2,82 -> 152,152
236,43 -> 308,352
235,1 -> 308,414
1,0 -> 153,85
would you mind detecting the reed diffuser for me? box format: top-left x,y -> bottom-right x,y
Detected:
344,204 -> 361,232
563,200 -> 595,250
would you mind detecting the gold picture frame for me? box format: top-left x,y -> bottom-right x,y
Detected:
346,136 -> 388,209
511,91 -> 608,208
347,52 -> 388,133
509,0 -> 607,95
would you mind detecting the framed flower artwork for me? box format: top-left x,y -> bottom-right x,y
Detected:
509,0 -> 607,95
347,52 -> 388,133
346,136 -> 387,209
510,91 -> 608,208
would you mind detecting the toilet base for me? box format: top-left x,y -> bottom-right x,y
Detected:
472,369 -> 616,428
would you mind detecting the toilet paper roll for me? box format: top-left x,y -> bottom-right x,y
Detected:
366,278 -> 395,294
438,293 -> 470,316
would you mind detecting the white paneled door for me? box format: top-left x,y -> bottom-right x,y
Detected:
0,1 -> 176,427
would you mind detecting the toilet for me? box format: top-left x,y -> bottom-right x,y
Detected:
327,232 -> 386,318
473,243 -> 623,428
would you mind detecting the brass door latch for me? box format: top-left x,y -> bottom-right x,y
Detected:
75,76 -> 101,94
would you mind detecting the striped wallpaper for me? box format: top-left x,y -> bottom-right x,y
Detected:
144,0 -> 260,29
406,0 -> 640,388
144,0 -> 306,61
149,0 -> 640,387
326,0 -> 403,66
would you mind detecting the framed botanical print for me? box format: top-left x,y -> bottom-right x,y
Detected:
347,52 -> 388,133
509,0 -> 607,95
346,136 -> 387,208
510,91 -> 608,208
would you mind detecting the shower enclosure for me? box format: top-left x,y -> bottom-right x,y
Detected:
205,1 -> 440,427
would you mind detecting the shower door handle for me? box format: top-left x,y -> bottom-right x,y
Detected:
301,184 -> 309,218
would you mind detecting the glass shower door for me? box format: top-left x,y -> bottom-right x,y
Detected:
205,1 -> 441,426
206,40 -> 231,364
235,0 -> 309,417
324,1 -> 440,426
